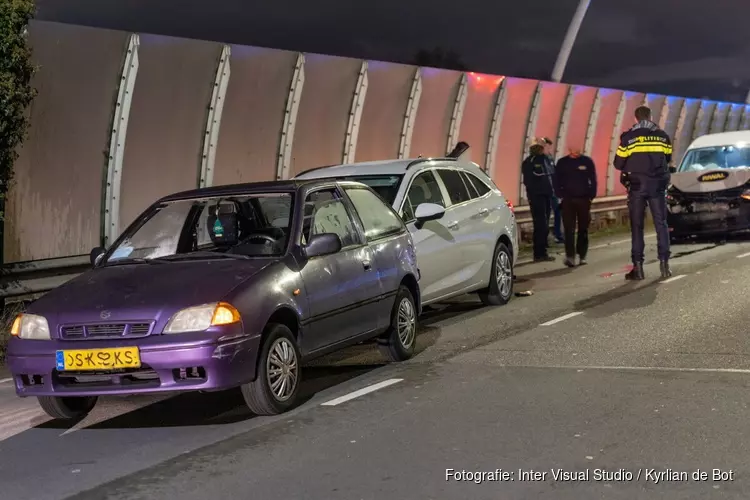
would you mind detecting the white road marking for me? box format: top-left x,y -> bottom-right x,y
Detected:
527,365 -> 750,374
541,312 -> 583,326
321,378 -> 403,406
660,274 -> 686,284
0,378 -> 12,384
736,251 -> 750,259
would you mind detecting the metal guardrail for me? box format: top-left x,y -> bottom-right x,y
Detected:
514,194 -> 627,224
0,196 -> 631,302
0,254 -> 91,301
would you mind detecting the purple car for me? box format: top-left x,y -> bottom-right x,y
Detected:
7,179 -> 421,420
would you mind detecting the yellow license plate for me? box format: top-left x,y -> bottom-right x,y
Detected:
55,347 -> 141,371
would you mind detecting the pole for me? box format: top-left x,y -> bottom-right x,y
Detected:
551,0 -> 592,83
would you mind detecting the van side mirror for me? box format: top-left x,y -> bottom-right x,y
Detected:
90,247 -> 105,266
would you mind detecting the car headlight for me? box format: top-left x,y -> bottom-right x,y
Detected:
163,302 -> 241,334
10,314 -> 51,340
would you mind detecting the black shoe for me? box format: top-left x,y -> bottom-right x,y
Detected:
534,255 -> 555,262
625,262 -> 644,280
659,260 -> 672,279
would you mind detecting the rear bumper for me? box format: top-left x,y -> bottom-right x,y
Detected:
667,203 -> 750,237
6,332 -> 262,397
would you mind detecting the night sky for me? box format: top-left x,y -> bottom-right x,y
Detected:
34,0 -> 750,102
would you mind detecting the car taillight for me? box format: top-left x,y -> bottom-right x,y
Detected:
506,200 -> 514,214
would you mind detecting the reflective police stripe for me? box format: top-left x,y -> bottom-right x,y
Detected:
617,143 -> 672,158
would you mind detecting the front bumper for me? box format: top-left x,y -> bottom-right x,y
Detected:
6,327 -> 262,398
667,201 -> 750,237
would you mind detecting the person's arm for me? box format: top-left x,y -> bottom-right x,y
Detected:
553,159 -> 565,199
587,157 -> 597,199
521,159 -> 531,190
663,132 -> 673,167
614,132 -> 629,171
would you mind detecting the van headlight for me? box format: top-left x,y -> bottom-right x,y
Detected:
10,314 -> 51,340
163,302 -> 241,333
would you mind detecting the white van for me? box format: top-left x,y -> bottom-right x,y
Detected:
666,130 -> 750,242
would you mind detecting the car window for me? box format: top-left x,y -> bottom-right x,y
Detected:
344,187 -> 404,241
436,169 -> 471,205
464,171 -> 491,197
460,172 -> 479,199
340,175 -> 403,205
402,171 -> 446,221
302,189 -> 359,247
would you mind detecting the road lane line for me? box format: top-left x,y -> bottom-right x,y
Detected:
736,251 -> 750,259
0,378 -> 12,384
541,312 -> 583,326
321,378 -> 403,406
660,274 -> 686,284
519,365 -> 750,374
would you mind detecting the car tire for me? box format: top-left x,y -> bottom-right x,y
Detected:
37,396 -> 97,420
478,242 -> 513,306
378,285 -> 417,362
241,323 -> 302,416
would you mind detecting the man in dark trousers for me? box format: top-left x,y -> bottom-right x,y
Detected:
538,137 -> 564,244
614,105 -> 673,280
522,142 -> 555,262
554,146 -> 597,267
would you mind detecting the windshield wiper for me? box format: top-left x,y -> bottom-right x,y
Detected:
102,257 -> 169,267
154,251 -> 250,262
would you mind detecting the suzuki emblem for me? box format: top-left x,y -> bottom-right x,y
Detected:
100,310 -> 111,320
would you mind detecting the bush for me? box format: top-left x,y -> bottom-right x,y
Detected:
0,0 -> 37,223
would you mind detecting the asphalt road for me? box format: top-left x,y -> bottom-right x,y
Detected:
2,233 -> 750,499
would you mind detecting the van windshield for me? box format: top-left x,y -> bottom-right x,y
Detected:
678,145 -> 750,172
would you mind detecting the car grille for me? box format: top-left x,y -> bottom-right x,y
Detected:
679,187 -> 745,203
60,322 -> 153,340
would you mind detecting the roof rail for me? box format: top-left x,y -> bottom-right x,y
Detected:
293,163 -> 337,178
405,157 -> 457,170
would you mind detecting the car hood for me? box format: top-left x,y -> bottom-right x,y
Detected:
671,168 -> 750,193
28,258 -> 275,328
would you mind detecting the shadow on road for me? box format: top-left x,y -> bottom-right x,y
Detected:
32,363 -> 382,432
574,280 -> 658,319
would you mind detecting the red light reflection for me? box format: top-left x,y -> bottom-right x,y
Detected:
468,72 -> 504,91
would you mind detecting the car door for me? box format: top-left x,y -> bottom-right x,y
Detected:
457,170 -> 499,287
298,187 -> 380,351
399,169 -> 465,304
433,168 -> 484,290
342,184 -> 409,330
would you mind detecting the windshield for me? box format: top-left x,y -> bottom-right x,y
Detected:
105,193 -> 294,264
338,175 -> 403,205
678,145 -> 750,172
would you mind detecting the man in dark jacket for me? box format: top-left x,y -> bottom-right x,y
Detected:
522,143 -> 555,262
554,147 -> 597,267
614,105 -> 673,280
538,137 -> 564,244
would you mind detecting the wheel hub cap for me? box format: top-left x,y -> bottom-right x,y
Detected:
495,251 -> 512,298
266,338 -> 298,402
397,298 -> 416,349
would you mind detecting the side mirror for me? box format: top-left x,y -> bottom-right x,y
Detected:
90,247 -> 106,266
668,165 -> 677,174
414,203 -> 445,229
303,233 -> 342,258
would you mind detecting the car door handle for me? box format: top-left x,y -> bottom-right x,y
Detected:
447,221 -> 459,230
362,260 -> 372,271
478,208 -> 489,217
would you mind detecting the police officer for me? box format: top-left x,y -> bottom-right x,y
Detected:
522,142 -> 555,262
539,137 -> 564,244
554,146 -> 597,267
614,106 -> 673,280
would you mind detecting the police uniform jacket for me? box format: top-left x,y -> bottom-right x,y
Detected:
614,121 -> 672,181
554,154 -> 597,200
521,154 -> 554,197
